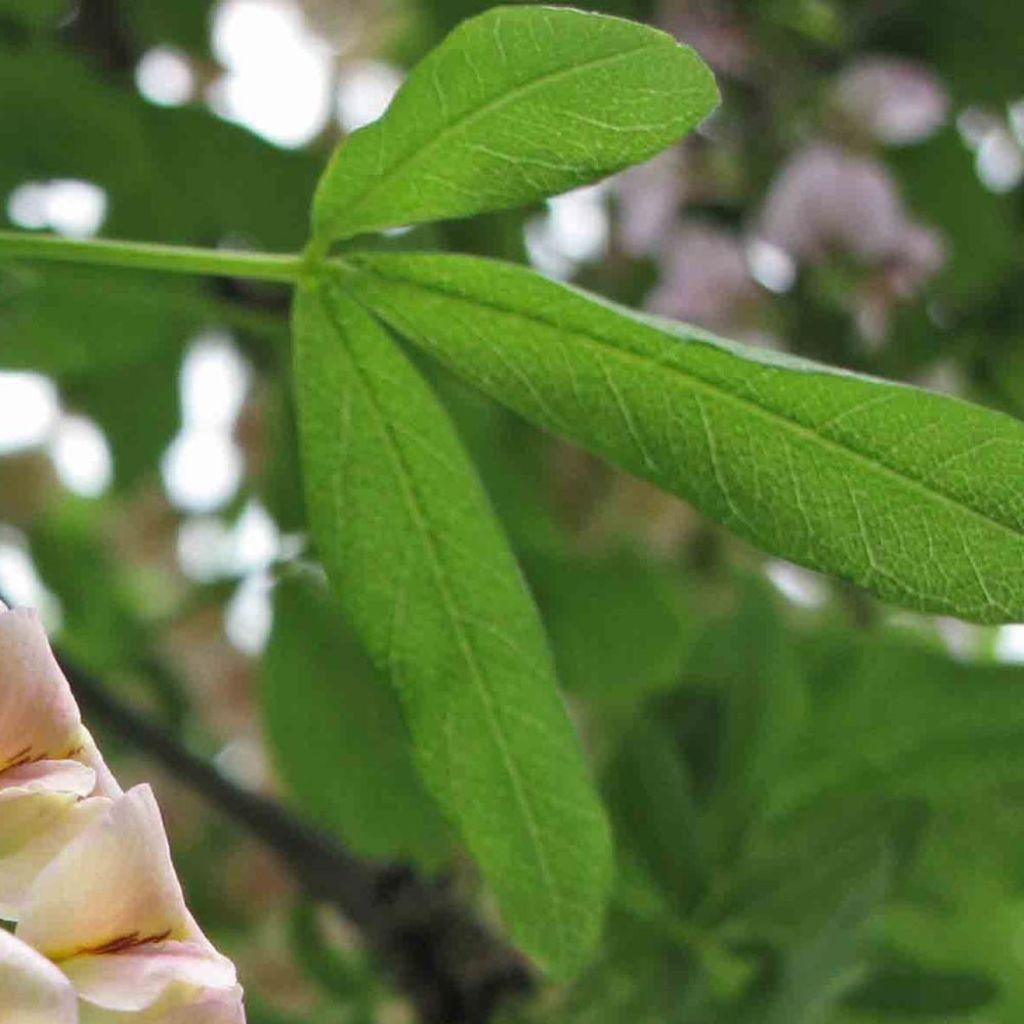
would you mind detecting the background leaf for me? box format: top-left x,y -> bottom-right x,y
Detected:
0,48 -> 317,248
523,544 -> 693,704
0,264 -> 202,490
262,569 -> 452,866
291,279 -> 612,976
0,264 -> 196,374
696,575 -> 806,865
312,5 -> 718,242
844,958 -> 998,1018
771,634 -> 1024,819
756,850 -> 889,1024
603,713 -> 706,914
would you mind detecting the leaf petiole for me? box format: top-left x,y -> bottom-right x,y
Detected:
0,230 -> 307,283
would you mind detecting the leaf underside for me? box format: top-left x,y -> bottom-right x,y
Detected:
291,279 -> 612,977
346,251 -> 1024,625
312,5 -> 718,241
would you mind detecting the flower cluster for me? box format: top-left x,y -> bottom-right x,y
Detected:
0,600 -> 245,1022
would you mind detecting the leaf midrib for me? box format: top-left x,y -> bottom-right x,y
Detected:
317,285 -> 570,964
322,39 -> 667,235
356,263 -> 1024,548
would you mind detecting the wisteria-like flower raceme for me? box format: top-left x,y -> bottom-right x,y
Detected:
0,600 -> 245,1022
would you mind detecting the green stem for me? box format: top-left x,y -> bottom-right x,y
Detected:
0,230 -> 306,283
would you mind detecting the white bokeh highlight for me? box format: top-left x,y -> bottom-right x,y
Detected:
180,332 -> 251,431
995,624 -> 1024,665
177,517 -> 235,582
0,373 -> 60,454
526,184 -> 609,279
747,238 -> 797,294
976,127 -> 1024,194
0,527 -> 62,630
162,432 -> 244,514
337,61 -> 403,131
225,570 -> 273,654
136,47 -> 195,107
764,560 -> 829,610
47,415 -> 113,498
7,179 -> 108,239
176,500 -> 281,582
161,332 -> 250,514
209,0 -> 333,148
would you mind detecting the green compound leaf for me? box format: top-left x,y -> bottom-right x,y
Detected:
312,5 -> 717,242
291,279 -> 612,977
347,252 -> 1024,624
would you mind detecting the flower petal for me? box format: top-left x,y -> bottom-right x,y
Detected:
0,759 -> 96,799
0,927 -> 78,1024
17,786 -> 190,960
77,984 -> 245,1024
0,794 -> 110,920
0,607 -> 83,770
77,728 -> 123,799
61,941 -> 237,1013
155,985 -> 246,1024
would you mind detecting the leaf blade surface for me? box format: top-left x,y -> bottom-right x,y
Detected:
348,251 -> 1024,623
313,5 -> 717,241
291,279 -> 612,975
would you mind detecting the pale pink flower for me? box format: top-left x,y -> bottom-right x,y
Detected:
756,144 -> 946,342
0,928 -> 77,1024
614,147 -> 688,257
0,602 -> 121,916
0,923 -> 243,1024
657,0 -> 752,78
1,601 -> 244,1020
833,57 -> 948,146
886,221 -> 946,297
103,983 -> 247,1023
16,785 -> 242,1019
758,144 -> 908,262
757,144 -> 945,284
647,223 -> 759,330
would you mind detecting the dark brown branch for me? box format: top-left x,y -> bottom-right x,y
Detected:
56,650 -> 533,1024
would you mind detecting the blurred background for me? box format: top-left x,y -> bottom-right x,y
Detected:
1,0 -> 1024,1021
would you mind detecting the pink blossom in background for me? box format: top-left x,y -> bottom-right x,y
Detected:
615,147 -> 688,258
755,144 -> 946,342
885,221 -> 946,298
647,222 -> 759,331
657,0 -> 752,78
857,221 -> 946,341
757,143 -> 945,284
833,57 -> 948,146
757,144 -> 909,263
